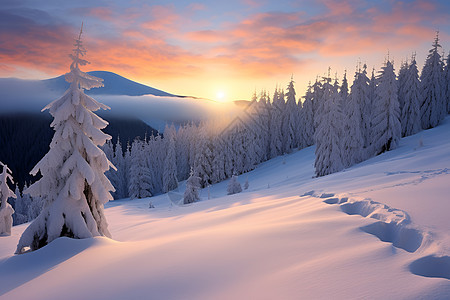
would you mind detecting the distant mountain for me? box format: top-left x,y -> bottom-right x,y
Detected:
0,71 -> 225,129
43,71 -> 175,97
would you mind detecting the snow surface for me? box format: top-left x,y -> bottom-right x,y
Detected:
1,117 -> 450,299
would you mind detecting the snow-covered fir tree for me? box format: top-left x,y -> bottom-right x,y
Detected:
123,141 -> 132,197
230,122 -> 247,175
300,83 -> 315,147
211,137 -> 227,184
193,126 -> 213,188
314,77 -> 345,177
370,60 -> 401,155
401,55 -> 422,137
24,182 -> 43,221
445,52 -> 450,114
397,60 -> 409,116
227,174 -> 242,195
342,71 -> 365,167
269,87 -> 284,158
0,162 -> 15,236
163,132 -> 178,193
312,78 -> 325,133
244,176 -> 249,190
358,65 -> 372,150
103,139 -> 120,199
12,185 -> 28,225
420,33 -> 446,129
256,93 -> 272,162
128,139 -> 153,199
223,131 -> 234,179
175,124 -> 192,181
183,169 -> 200,204
147,134 -> 165,195
282,77 -> 300,152
111,137 -> 127,199
16,29 -> 115,253
339,71 -> 349,112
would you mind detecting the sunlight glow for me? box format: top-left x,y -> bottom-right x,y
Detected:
216,91 -> 227,102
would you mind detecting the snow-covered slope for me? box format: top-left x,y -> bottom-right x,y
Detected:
1,117 -> 449,299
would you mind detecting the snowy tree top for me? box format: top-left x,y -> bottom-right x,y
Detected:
65,24 -> 104,91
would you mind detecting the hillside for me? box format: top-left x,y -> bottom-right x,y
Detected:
0,117 -> 449,299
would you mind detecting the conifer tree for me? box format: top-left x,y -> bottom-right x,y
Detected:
147,134 -> 164,194
370,60 -> 401,155
250,92 -> 268,164
183,169 -> 200,204
397,60 -> 409,116
193,126 -> 213,188
223,131 -> 234,178
163,133 -> 178,193
175,125 -> 192,181
314,78 -> 345,177
312,78 -> 324,130
128,139 -> 152,199
111,137 -> 127,199
227,174 -> 242,195
358,65 -> 372,150
445,52 -> 450,114
339,71 -> 349,111
16,28 -> 115,253
300,83 -> 315,147
123,141 -> 132,197
269,87 -> 284,158
342,71 -> 365,167
401,55 -> 422,137
420,33 -> 446,129
211,137 -> 226,183
12,185 -> 28,225
0,162 -> 15,236
284,77 -> 300,151
257,93 -> 272,161
25,182 -> 43,221
230,123 -> 247,175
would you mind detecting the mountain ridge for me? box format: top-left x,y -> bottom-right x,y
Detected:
42,70 -> 176,97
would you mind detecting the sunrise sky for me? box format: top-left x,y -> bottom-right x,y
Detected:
1,0 -> 449,101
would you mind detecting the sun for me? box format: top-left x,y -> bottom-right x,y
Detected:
216,91 -> 226,102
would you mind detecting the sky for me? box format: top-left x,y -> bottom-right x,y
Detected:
1,0 -> 449,102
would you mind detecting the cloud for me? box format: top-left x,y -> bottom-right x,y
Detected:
0,8 -> 74,77
187,3 -> 206,11
0,0 -> 449,100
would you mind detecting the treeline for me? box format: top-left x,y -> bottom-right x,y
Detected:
103,34 -> 449,201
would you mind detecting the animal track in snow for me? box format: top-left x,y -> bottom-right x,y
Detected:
303,191 -> 450,280
317,193 -> 418,252
409,255 -> 450,280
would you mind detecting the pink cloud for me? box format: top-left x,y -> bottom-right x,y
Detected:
187,30 -> 227,43
86,7 -> 115,21
1,0 -> 448,99
188,3 -> 206,11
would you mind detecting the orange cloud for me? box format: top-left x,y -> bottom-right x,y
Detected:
0,0 -> 449,100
